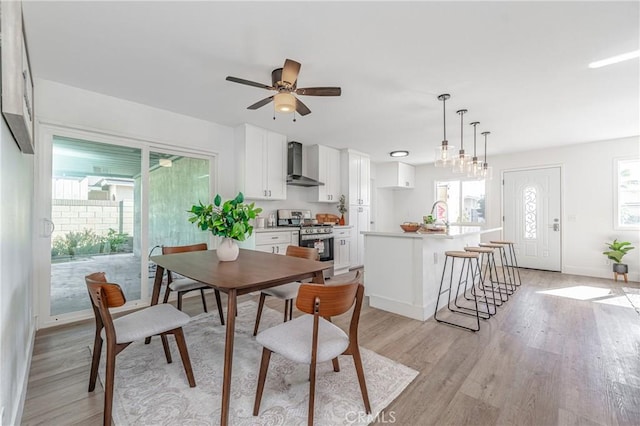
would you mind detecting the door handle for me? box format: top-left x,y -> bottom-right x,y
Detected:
548,223 -> 560,231
43,218 -> 55,237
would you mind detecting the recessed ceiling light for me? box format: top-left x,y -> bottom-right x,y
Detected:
390,150 -> 409,158
588,50 -> 640,69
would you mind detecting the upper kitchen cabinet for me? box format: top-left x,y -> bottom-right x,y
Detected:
307,145 -> 341,202
377,161 -> 415,189
235,123 -> 287,200
341,149 -> 370,206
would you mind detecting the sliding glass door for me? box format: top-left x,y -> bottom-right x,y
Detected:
38,127 -> 215,326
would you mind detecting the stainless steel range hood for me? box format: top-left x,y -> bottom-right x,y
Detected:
287,141 -> 324,187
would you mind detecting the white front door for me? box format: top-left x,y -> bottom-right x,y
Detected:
503,167 -> 561,271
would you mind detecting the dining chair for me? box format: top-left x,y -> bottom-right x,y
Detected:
253,282 -> 371,425
162,243 -> 226,324
85,272 -> 196,426
253,245 -> 319,336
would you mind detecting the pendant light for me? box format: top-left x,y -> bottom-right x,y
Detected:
434,94 -> 455,167
467,121 -> 480,177
452,109 -> 469,174
480,131 -> 493,180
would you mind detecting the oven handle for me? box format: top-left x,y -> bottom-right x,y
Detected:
300,235 -> 334,241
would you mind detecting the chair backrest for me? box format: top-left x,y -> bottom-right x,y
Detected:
296,282 -> 365,343
296,282 -> 359,317
286,245 -> 320,261
162,243 -> 208,255
85,272 -> 127,341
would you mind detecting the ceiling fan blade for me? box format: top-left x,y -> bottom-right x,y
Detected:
247,96 -> 274,110
282,59 -> 301,85
295,87 -> 342,96
226,76 -> 273,90
295,98 -> 312,116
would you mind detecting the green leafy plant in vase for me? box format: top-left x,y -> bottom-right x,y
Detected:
188,192 -> 262,261
603,239 -> 635,278
337,194 -> 347,225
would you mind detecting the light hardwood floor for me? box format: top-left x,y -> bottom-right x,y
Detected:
22,269 -> 640,425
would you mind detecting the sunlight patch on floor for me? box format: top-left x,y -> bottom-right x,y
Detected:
594,295 -> 634,308
538,285 -> 612,300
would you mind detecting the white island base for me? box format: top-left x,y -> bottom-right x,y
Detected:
363,227 -> 501,321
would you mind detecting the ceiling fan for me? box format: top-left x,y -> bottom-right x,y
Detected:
225,59 -> 341,117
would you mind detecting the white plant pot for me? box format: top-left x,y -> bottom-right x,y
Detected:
217,238 -> 239,261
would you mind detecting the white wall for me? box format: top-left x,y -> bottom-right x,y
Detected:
36,79 -> 236,197
0,118 -> 36,425
385,136 -> 640,281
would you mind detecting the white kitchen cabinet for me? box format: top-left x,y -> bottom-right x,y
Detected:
251,229 -> 299,254
333,227 -> 351,275
377,161 -> 415,189
342,149 -> 370,206
308,145 -> 341,202
348,205 -> 369,267
235,123 -> 287,200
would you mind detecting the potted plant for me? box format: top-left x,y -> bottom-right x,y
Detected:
603,239 -> 635,277
337,194 -> 347,225
188,192 -> 262,261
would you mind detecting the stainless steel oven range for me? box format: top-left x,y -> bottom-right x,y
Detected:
277,209 -> 334,278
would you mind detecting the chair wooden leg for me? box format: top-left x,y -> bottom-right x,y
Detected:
331,357 -> 340,372
88,332 -> 103,392
308,357 -> 317,426
253,293 -> 266,336
177,292 -> 183,311
163,284 -> 171,304
288,299 -> 293,320
284,299 -> 289,322
215,290 -> 225,325
200,289 -> 208,313
253,348 -> 272,416
103,345 -> 116,426
173,328 -> 196,387
161,334 -> 172,364
351,347 -> 371,414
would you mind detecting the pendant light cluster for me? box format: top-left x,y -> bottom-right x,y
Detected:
434,93 -> 492,180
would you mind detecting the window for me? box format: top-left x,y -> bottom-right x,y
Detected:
616,158 -> 640,229
523,186 -> 537,239
435,179 -> 486,224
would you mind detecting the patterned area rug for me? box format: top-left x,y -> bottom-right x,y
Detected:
97,301 -> 418,425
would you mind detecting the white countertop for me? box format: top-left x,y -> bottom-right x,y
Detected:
362,226 -> 502,239
253,226 -> 299,233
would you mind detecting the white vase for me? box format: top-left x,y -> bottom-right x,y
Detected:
217,238 -> 239,261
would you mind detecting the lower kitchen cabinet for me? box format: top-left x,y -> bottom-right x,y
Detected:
333,227 -> 351,275
254,229 -> 299,254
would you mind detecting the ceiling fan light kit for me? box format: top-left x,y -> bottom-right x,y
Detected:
274,93 -> 296,113
226,58 -> 341,120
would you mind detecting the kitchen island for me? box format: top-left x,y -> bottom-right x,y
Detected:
362,226 -> 501,321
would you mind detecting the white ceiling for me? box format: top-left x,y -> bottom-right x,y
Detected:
22,1 -> 639,164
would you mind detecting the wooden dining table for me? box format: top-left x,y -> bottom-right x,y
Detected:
150,248 -> 328,426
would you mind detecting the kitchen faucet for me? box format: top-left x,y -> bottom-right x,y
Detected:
429,201 -> 449,226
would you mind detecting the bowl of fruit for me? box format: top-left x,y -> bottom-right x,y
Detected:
400,222 -> 420,233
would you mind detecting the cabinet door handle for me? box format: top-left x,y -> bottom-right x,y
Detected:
269,190 -> 272,197
271,247 -> 275,253
276,246 -> 279,254
264,190 -> 267,196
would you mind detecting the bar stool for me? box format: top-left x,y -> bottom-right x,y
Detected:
464,246 -> 507,307
479,243 -> 516,295
490,240 -> 522,287
434,251 -> 489,332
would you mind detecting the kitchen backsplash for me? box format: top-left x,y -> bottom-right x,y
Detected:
252,185 -> 340,222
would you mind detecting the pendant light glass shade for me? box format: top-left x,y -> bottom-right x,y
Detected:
435,94 -> 455,167
467,121 -> 480,178
452,109 -> 469,174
